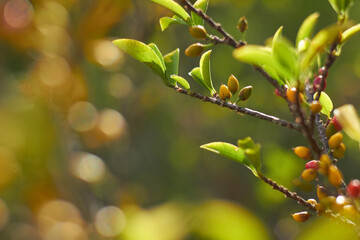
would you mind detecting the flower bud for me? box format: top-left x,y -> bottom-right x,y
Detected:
332,115 -> 343,131
305,160 -> 319,170
227,75 -> 239,94
189,25 -> 208,39
332,142 -> 345,159
328,165 -> 343,188
318,66 -> 328,78
317,186 -> 329,203
313,75 -> 327,91
326,121 -> 337,138
307,198 -> 317,205
310,100 -> 322,114
185,43 -> 204,57
318,154 -> 331,176
301,168 -> 317,181
219,84 -> 232,100
237,16 -> 248,33
237,85 -> 252,101
328,132 -> 343,149
286,87 -> 303,103
293,146 -> 312,160
347,179 -> 360,198
292,211 -> 311,222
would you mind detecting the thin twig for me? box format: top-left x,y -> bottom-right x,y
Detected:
172,86 -> 301,131
258,174 -> 316,211
179,0 -> 244,48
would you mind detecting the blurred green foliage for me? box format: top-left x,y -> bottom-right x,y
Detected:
0,0 -> 360,239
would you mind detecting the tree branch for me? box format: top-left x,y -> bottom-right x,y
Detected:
172,86 -> 301,131
179,0 -> 244,48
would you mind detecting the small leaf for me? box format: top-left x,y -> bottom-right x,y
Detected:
272,26 -> 283,49
273,40 -> 297,80
334,104 -> 360,143
328,0 -> 340,14
245,146 -> 262,173
189,67 -> 209,90
170,75 -> 190,90
296,12 -> 320,47
113,39 -> 166,81
300,24 -> 343,70
237,137 -> 256,149
340,23 -> 360,44
261,65 -> 285,85
200,50 -> 216,95
201,142 -> 258,176
159,17 -> 187,31
233,45 -> 292,80
151,0 -> 192,24
192,0 -> 209,26
148,43 -> 166,73
314,91 -> 333,118
164,48 -> 179,85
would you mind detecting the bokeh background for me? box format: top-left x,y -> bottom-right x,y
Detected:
0,0 -> 360,239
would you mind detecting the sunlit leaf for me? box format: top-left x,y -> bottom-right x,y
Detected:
164,48 -> 179,85
192,0 -> 209,26
300,24 -> 343,70
328,0 -> 341,14
201,142 -> 257,176
296,12 -> 320,47
189,67 -> 208,90
273,40 -> 297,80
272,26 -> 283,49
170,75 -> 190,90
151,0 -> 192,24
340,23 -> 360,44
148,43 -> 166,72
261,65 -> 285,85
334,104 -> 360,142
113,39 -> 167,82
159,17 -> 187,31
199,50 -> 216,95
314,91 -> 333,118
233,45 -> 292,80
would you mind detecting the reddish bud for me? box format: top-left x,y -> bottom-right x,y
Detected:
347,179 -> 360,198
313,75 -> 327,91
332,115 -> 343,131
305,160 -> 319,170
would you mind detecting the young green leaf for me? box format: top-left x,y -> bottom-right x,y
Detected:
328,0 -> 340,14
261,65 -> 285,85
334,104 -> 360,143
191,0 -> 209,26
296,12 -> 320,47
189,67 -> 209,91
151,0 -> 192,24
201,142 -> 258,176
113,39 -> 166,82
245,146 -> 262,173
314,91 -> 333,118
200,50 -> 216,95
170,75 -> 190,90
163,48 -> 180,85
148,43 -> 166,72
272,26 -> 283,48
300,24 -> 343,70
340,23 -> 360,44
233,45 -> 292,80
272,40 -> 297,80
237,137 -> 256,149
159,16 -> 187,31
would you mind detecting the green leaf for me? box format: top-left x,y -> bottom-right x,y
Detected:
163,48 -> 179,85
272,40 -> 297,80
328,0 -> 340,14
314,91 -> 333,118
151,0 -> 192,24
300,24 -> 343,70
192,0 -> 209,26
148,43 -> 166,73
233,45 -> 292,80
189,67 -> 209,90
200,50 -> 216,95
272,26 -> 283,49
261,65 -> 285,85
113,39 -> 166,81
237,137 -> 256,149
238,137 -> 262,172
170,75 -> 190,90
159,16 -> 187,31
201,142 -> 258,176
340,23 -> 360,44
296,12 -> 320,47
334,104 -> 360,142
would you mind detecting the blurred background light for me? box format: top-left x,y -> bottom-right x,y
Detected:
3,0 -> 33,29
95,206 -> 126,237
71,152 -> 106,183
67,101 -> 98,132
